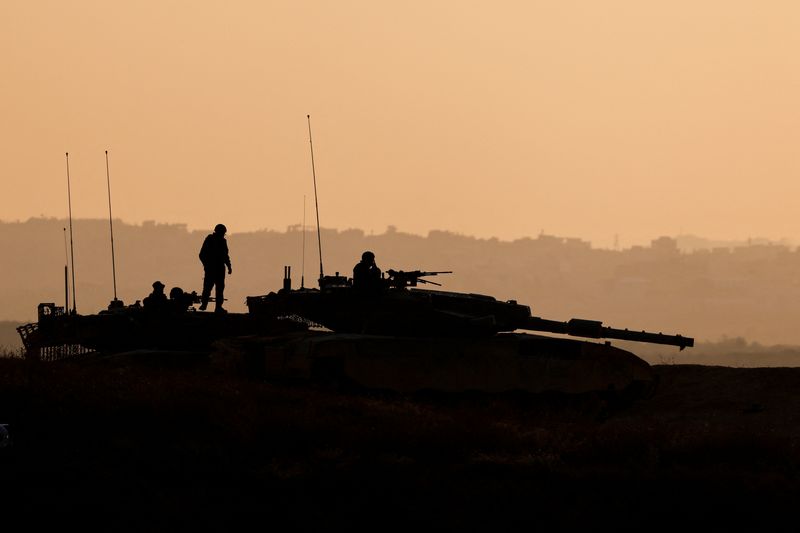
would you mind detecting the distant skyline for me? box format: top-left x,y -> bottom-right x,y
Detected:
3,2 -> 799,250
1,216 -> 794,252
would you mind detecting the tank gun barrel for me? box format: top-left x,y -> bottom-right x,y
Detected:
524,317 -> 694,350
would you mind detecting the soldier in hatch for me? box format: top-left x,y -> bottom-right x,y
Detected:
352,250 -> 383,291
143,281 -> 168,311
198,223 -> 232,313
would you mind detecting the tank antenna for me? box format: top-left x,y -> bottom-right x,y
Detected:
307,114 -> 324,281
63,227 -> 69,312
301,194 -> 306,289
65,152 -> 77,314
105,150 -> 118,301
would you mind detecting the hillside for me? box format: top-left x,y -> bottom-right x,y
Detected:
4,218 -> 800,345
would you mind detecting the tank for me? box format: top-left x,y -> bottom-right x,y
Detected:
241,267 -> 693,394
19,266 -> 693,396
16,291 -> 294,361
246,268 -> 692,347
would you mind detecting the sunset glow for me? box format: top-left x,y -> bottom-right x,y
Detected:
2,1 -> 799,248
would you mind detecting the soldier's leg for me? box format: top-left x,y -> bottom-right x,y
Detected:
200,269 -> 214,310
214,271 -> 226,312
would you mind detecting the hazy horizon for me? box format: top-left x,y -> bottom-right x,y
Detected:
1,216 -> 794,251
4,217 -> 800,345
3,2 -> 800,250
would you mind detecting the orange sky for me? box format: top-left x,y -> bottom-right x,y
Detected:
2,1 -> 799,248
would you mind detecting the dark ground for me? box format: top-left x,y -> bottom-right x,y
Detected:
1,352 -> 799,531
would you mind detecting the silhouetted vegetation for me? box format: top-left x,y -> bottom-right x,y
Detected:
1,352 -> 798,529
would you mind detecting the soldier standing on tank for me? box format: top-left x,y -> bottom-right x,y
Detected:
199,223 -> 232,313
352,250 -> 382,290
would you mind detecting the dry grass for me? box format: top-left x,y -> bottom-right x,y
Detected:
0,346 -> 23,359
1,355 -> 799,529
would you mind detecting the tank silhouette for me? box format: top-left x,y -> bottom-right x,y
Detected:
240,267 -> 693,394
16,292 -> 292,360
17,293 -> 255,361
18,264 -> 693,395
246,268 -> 693,348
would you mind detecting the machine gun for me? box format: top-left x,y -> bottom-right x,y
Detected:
168,287 -> 225,311
385,269 -> 453,288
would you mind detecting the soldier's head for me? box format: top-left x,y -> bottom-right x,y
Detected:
169,287 -> 184,300
152,280 -> 165,294
214,223 -> 227,235
361,251 -> 375,264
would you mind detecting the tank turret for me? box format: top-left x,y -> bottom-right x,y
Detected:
246,267 -> 694,349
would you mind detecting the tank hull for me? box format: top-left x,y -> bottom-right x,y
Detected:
18,308 -> 294,360
219,332 -> 654,395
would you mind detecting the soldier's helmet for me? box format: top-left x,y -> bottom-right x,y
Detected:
169,287 -> 184,299
214,223 -> 227,234
362,251 -> 375,262
152,280 -> 165,291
